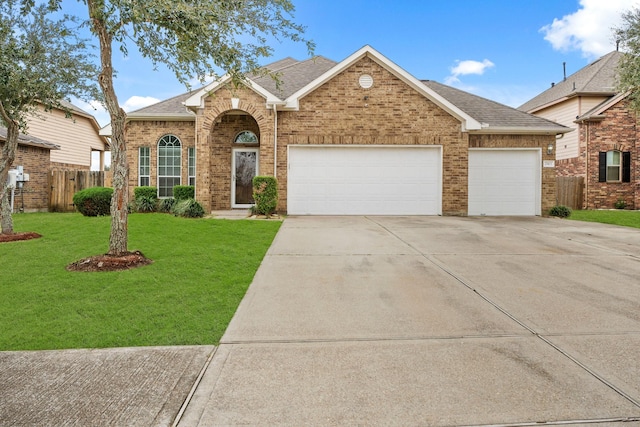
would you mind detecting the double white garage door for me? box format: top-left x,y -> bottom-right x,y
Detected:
287,146 -> 541,216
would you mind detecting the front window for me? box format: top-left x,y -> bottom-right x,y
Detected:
158,135 -> 181,197
234,130 -> 258,144
607,150 -> 621,182
138,147 -> 150,186
188,147 -> 196,186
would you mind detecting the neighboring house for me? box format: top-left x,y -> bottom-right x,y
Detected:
26,99 -> 110,170
519,51 -> 639,210
114,45 -> 568,216
0,127 -> 60,211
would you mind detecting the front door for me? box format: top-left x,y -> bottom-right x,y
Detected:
232,148 -> 259,207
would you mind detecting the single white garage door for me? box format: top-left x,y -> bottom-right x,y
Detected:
288,145 -> 441,215
468,149 -> 541,216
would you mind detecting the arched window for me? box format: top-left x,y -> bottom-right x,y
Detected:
234,130 -> 258,144
158,134 -> 181,197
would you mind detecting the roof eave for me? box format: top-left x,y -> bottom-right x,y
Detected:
469,126 -> 573,135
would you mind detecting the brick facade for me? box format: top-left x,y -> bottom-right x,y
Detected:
559,99 -> 639,209
1,142 -> 51,212
123,56 -> 559,216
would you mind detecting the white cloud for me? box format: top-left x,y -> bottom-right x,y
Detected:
122,95 -> 160,112
445,59 -> 495,85
541,0 -> 640,58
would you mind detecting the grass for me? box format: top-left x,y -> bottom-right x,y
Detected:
0,213 -> 281,351
568,209 -> 640,229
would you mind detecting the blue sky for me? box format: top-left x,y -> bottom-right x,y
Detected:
71,0 -> 640,129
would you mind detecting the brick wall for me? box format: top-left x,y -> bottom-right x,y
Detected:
125,120 -> 196,198
197,87 -> 274,211
1,142 -> 51,211
275,56 -> 466,215
583,99 -> 639,209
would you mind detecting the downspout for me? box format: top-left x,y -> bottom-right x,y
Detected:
585,121 -> 589,209
273,104 -> 278,177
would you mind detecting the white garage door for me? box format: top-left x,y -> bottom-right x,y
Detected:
468,149 -> 541,216
288,145 -> 441,215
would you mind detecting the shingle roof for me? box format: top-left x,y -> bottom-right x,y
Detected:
519,51 -> 621,113
0,126 -> 61,150
423,80 -> 570,133
128,89 -> 200,117
250,56 -> 338,100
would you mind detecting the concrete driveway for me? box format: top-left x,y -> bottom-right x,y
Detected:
180,216 -> 640,426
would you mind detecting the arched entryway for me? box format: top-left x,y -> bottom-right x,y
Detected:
209,111 -> 260,209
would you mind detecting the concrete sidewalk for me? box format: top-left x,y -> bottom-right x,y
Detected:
179,216 -> 640,426
0,346 -> 214,427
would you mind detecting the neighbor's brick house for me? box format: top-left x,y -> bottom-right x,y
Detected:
520,51 -> 640,209
117,46 -> 569,216
0,128 -> 60,211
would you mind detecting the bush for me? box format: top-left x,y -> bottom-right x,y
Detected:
171,198 -> 205,218
549,205 -> 572,218
615,199 -> 627,209
252,176 -> 278,215
158,198 -> 176,213
134,196 -> 157,213
73,187 -> 113,217
132,186 -> 158,213
173,185 -> 195,201
134,186 -> 157,200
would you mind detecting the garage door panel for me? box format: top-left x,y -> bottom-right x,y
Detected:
288,146 -> 441,215
468,150 -> 540,216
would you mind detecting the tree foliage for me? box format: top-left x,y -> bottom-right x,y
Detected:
33,0 -> 312,256
0,0 -> 99,234
614,7 -> 640,112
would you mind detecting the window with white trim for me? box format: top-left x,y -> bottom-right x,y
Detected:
234,130 -> 258,144
138,147 -> 150,186
188,147 -> 196,186
158,135 -> 181,197
599,150 -> 631,183
607,150 -> 621,182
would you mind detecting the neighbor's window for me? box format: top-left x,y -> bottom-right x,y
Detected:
607,150 -> 621,182
158,134 -> 182,197
234,130 -> 258,144
599,150 -> 631,183
139,147 -> 150,186
188,147 -> 196,186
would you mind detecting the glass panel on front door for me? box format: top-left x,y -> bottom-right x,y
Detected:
234,150 -> 257,205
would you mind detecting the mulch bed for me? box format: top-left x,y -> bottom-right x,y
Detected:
0,232 -> 42,243
66,251 -> 153,272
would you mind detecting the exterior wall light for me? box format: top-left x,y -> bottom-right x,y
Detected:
547,143 -> 554,155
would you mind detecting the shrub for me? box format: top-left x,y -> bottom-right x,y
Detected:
73,187 -> 113,217
252,176 -> 278,215
549,205 -> 572,218
173,185 -> 195,201
615,199 -> 627,209
134,186 -> 157,200
134,196 -> 158,213
158,198 -> 176,213
132,186 -> 158,213
171,198 -> 205,218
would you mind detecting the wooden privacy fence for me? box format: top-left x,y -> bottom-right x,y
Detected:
556,176 -> 584,210
49,170 -> 106,212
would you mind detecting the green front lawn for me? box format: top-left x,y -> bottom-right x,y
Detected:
0,213 -> 281,351
568,209 -> 640,229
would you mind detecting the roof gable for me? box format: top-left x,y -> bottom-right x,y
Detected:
284,45 -> 482,131
519,51 -> 621,113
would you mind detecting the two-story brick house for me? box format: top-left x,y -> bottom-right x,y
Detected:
520,51 -> 639,210
118,46 -> 569,216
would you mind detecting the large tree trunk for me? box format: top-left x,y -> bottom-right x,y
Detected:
88,0 -> 129,256
0,110 -> 18,235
